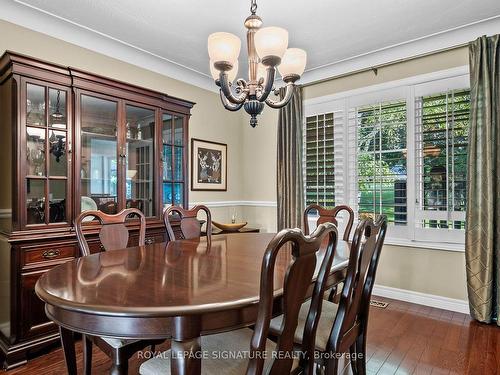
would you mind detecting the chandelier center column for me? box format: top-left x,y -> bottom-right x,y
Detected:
244,14 -> 262,95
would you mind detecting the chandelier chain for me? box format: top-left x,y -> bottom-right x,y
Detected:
250,0 -> 257,15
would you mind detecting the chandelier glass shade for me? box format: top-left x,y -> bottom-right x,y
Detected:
207,0 -> 306,127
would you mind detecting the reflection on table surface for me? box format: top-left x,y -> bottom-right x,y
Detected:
37,233 -> 350,315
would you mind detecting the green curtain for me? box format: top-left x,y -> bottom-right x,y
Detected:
277,86 -> 304,230
466,34 -> 500,324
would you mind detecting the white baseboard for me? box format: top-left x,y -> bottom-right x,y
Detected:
373,284 -> 469,314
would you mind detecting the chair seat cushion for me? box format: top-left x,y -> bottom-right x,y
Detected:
269,299 -> 339,351
101,336 -> 140,348
139,328 -> 298,374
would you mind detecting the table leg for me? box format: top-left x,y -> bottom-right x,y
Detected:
171,316 -> 202,375
110,347 -> 129,375
59,326 -> 77,375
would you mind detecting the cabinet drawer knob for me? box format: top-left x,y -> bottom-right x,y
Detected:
145,237 -> 154,245
42,249 -> 60,259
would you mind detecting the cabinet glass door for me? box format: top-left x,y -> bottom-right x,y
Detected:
125,105 -> 155,217
25,82 -> 70,225
162,113 -> 185,208
79,95 -> 118,214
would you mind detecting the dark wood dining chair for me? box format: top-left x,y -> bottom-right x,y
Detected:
74,208 -> 159,374
303,204 -> 354,241
304,204 -> 355,301
139,223 -> 339,375
163,205 -> 212,242
75,208 -> 146,256
268,216 -> 387,374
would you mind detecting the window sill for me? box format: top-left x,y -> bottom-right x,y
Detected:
384,237 -> 465,252
306,216 -> 465,252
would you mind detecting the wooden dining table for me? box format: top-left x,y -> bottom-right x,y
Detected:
35,233 -> 350,375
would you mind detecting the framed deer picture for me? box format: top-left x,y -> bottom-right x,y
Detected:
191,138 -> 227,191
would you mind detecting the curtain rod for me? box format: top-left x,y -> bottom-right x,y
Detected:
302,42 -> 469,87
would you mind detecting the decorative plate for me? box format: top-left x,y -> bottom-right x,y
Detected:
81,196 -> 98,221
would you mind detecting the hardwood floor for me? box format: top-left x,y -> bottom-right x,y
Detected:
4,296 -> 499,374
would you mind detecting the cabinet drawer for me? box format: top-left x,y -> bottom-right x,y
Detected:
22,244 -> 77,267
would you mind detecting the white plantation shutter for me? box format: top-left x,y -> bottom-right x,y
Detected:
304,110 -> 345,209
349,100 -> 408,230
347,108 -> 358,214
414,89 -> 469,242
304,113 -> 335,208
332,110 -> 346,206
304,110 -> 349,233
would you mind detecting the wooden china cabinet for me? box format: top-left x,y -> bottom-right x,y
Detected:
0,52 -> 194,369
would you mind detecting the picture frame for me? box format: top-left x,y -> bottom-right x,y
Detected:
191,138 -> 227,191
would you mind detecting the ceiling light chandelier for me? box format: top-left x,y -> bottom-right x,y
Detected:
208,0 -> 307,127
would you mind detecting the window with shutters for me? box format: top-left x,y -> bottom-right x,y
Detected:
303,70 -> 470,248
304,113 -> 335,208
355,100 -> 407,226
414,89 -> 469,239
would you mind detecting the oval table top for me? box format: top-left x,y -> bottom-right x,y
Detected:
35,233 -> 350,318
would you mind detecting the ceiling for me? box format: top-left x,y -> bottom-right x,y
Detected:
3,0 -> 500,90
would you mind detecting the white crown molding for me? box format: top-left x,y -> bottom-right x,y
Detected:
190,201 -> 277,208
300,15 -> 500,85
1,0 -> 217,93
373,284 -> 469,314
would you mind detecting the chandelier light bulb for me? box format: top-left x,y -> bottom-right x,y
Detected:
210,60 -> 239,82
254,27 -> 288,63
207,32 -> 241,65
278,48 -> 307,80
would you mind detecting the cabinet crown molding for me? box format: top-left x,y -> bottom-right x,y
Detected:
0,51 -> 195,113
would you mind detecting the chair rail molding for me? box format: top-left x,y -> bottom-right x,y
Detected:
189,201 -> 277,208
0,209 -> 12,218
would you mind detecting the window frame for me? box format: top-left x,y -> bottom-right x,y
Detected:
304,66 -> 469,252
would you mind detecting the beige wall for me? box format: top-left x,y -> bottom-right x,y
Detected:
242,108 -> 278,202
377,245 -> 466,300
241,47 -> 470,301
